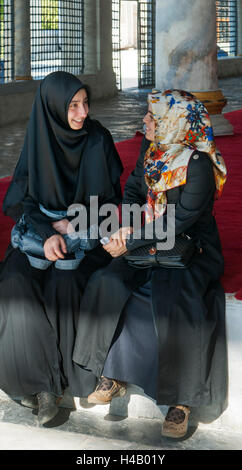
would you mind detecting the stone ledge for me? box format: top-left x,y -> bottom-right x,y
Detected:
218,56 -> 242,78
0,80 -> 40,96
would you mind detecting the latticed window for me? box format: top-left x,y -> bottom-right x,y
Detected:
216,0 -> 238,56
137,0 -> 155,88
112,0 -> 121,90
0,0 -> 14,83
30,0 -> 84,80
112,0 -> 155,90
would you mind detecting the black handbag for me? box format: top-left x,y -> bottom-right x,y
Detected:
124,234 -> 197,269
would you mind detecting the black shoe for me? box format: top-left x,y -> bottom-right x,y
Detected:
37,391 -> 59,425
21,395 -> 38,409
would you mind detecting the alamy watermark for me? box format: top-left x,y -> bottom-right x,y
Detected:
66,196 -> 176,250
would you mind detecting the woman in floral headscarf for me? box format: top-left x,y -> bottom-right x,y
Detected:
73,90 -> 228,440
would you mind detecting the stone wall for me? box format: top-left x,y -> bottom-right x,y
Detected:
0,71 -> 117,127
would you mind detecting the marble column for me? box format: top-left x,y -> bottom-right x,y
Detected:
14,0 -> 32,80
155,0 -> 233,135
97,0 -> 117,94
99,0 -> 114,73
83,0 -> 98,74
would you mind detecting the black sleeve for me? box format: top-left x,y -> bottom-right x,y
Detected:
3,202 -> 24,222
91,127 -> 123,238
2,149 -> 28,220
23,196 -> 59,243
122,137 -> 150,206
126,153 -> 215,251
102,127 -> 123,207
122,137 -> 150,226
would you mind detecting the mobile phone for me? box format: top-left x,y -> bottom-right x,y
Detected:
100,237 -> 110,246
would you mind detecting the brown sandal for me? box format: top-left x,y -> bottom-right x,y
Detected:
161,405 -> 190,438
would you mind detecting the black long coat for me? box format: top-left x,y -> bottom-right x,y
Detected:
0,121 -> 123,399
73,138 -> 228,412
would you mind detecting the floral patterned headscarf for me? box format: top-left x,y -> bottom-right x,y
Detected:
144,89 -> 227,223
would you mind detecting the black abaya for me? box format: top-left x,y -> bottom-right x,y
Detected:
73,144 -> 228,413
103,279 -> 159,400
0,72 -> 123,399
0,245 -> 111,398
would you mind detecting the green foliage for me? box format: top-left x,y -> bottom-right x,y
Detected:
0,0 -> 3,23
41,0 -> 58,30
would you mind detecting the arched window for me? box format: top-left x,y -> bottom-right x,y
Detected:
30,0 -> 84,80
216,0 -> 238,57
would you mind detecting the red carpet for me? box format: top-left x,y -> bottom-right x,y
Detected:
1,111 -> 242,299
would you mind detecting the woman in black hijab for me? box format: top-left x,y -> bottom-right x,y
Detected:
0,71 -> 123,425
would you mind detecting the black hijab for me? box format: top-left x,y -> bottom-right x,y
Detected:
3,71 -> 97,212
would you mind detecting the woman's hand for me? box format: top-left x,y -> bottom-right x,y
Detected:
102,227 -> 133,258
52,218 -> 74,235
102,239 -> 127,258
111,227 -> 133,243
44,235 -> 67,261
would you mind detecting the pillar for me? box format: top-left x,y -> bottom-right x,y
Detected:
155,0 -> 233,135
91,0 -> 117,96
14,0 -> 32,80
99,0 -> 115,73
83,0 -> 98,74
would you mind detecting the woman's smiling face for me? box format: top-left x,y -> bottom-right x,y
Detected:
143,104 -> 155,141
67,88 -> 89,130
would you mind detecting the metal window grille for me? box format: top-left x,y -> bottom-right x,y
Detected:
112,0 -> 155,90
112,0 -> 121,90
0,0 -> 14,83
137,0 -> 155,88
30,0 -> 84,80
216,0 -> 237,56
